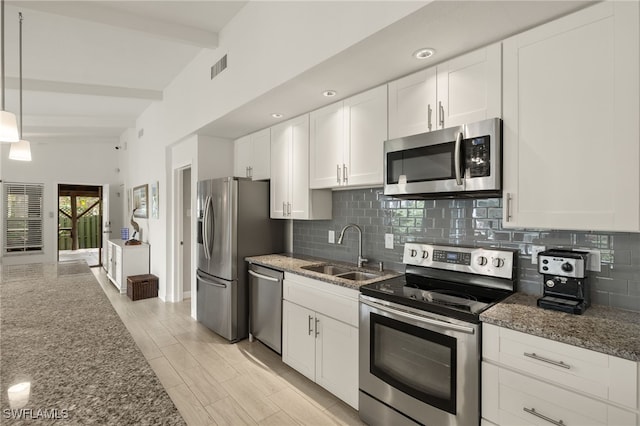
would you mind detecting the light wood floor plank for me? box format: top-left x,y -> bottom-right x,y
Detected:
148,356 -> 184,389
165,383 -> 216,426
204,397 -> 258,426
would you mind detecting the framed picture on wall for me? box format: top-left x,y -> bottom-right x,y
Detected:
150,181 -> 159,219
133,184 -> 148,218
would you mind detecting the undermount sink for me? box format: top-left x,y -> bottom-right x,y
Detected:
300,264 -> 381,281
335,271 -> 380,281
301,264 -> 352,276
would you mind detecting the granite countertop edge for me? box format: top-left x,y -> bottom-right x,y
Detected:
245,253 -> 401,290
480,293 -> 640,362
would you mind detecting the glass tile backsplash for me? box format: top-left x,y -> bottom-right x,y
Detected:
292,187 -> 640,313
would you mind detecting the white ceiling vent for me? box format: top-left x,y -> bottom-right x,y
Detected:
211,55 -> 228,80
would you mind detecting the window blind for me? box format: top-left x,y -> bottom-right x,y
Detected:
3,182 -> 44,253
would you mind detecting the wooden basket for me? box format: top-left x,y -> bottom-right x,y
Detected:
127,274 -> 158,301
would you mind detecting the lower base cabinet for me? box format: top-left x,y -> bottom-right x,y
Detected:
482,323 -> 639,426
282,273 -> 359,409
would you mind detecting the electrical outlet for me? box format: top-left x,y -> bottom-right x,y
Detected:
531,245 -> 546,264
576,248 -> 601,272
328,230 -> 335,244
385,233 -> 394,249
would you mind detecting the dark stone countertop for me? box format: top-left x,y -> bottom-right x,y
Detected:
480,292 -> 640,362
245,253 -> 401,290
0,262 -> 185,425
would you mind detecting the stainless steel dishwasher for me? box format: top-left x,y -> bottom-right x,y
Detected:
248,264 -> 284,354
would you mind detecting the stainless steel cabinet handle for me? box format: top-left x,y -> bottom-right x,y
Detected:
287,202 -> 291,215
524,352 -> 571,369
439,101 -> 444,127
343,164 -> 348,184
248,270 -> 280,282
246,166 -> 249,178
427,104 -> 432,131
506,193 -> 513,222
315,318 -> 320,337
337,164 -> 341,184
308,315 -> 313,336
283,201 -> 286,216
454,131 -> 463,186
523,407 -> 565,426
248,166 -> 253,178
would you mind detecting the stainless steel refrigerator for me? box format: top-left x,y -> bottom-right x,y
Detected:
196,177 -> 284,342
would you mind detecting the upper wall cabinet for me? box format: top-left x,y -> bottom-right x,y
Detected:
502,2 -> 640,232
271,115 -> 332,220
388,43 -> 501,139
233,128 -> 271,180
309,85 -> 388,189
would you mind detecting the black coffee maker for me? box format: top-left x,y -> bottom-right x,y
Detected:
537,249 -> 590,314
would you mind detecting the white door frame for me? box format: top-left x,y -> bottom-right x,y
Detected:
171,163 -> 194,306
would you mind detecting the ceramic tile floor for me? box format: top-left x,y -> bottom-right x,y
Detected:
91,268 -> 364,426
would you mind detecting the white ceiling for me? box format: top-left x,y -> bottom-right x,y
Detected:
1,1 -> 594,145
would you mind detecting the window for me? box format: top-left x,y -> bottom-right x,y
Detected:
3,182 -> 44,253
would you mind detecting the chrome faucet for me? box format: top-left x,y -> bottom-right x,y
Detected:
337,223 -> 368,268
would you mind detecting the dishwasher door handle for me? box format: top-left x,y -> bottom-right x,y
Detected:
249,270 -> 281,282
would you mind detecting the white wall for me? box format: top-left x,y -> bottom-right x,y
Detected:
0,141 -> 120,265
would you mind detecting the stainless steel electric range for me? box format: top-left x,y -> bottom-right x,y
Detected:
359,243 -> 517,426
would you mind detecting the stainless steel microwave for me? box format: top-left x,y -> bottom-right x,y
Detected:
384,118 -> 502,198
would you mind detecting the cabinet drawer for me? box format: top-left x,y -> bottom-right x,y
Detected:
483,363 -> 637,426
283,273 -> 359,327
483,323 -> 638,409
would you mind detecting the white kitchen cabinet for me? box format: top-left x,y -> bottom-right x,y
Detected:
270,114 -> 332,219
482,323 -> 639,426
388,43 -> 501,139
502,1 -> 640,232
106,239 -> 150,294
309,85 -> 387,189
233,128 -> 271,180
282,273 -> 359,409
388,67 -> 437,139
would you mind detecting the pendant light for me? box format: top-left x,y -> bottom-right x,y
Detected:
9,12 -> 30,161
0,0 -> 19,143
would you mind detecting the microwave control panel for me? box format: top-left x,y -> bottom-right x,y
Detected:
465,136 -> 491,178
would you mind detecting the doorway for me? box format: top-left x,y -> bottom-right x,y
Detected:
58,184 -> 102,267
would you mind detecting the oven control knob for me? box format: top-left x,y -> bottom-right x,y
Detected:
477,256 -> 488,266
421,250 -> 429,259
546,279 -> 557,288
561,262 -> 573,272
492,258 -> 505,268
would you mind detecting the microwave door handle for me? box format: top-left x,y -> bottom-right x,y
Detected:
454,131 -> 463,186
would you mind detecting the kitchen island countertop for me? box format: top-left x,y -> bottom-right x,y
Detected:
481,292 -> 640,362
245,253 -> 401,290
0,262 -> 185,424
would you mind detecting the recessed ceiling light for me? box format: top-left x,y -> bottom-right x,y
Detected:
413,48 -> 436,60
322,90 -> 337,97
271,113 -> 283,118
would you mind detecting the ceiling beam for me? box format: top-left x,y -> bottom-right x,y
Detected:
5,77 -> 162,100
12,1 -> 218,48
22,114 -> 135,129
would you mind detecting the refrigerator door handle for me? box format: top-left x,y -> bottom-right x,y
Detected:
202,195 -> 210,259
205,195 -> 214,259
196,270 -> 228,288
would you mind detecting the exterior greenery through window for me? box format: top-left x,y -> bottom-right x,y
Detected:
3,182 -> 44,253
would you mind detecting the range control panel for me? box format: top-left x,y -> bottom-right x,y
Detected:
403,243 -> 516,280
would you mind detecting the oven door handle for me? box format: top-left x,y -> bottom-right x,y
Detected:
361,298 -> 475,334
